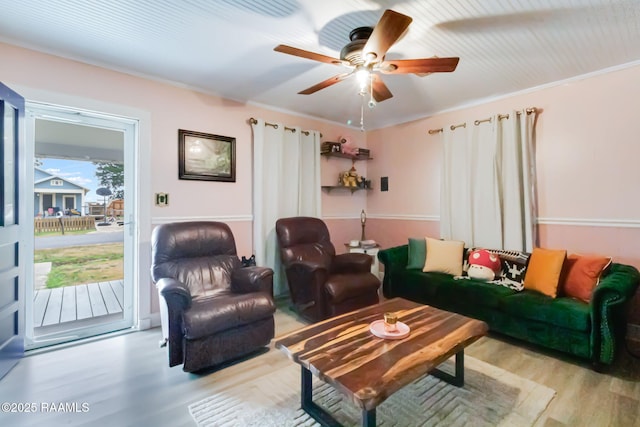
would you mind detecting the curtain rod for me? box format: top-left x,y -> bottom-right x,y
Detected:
249,117 -> 321,137
427,107 -> 537,135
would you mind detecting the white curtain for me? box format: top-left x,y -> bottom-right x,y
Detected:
440,109 -> 536,251
469,118 -> 502,248
500,110 -> 536,251
440,125 -> 472,244
252,119 -> 321,296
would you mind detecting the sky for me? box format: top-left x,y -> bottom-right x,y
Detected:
38,158 -> 101,203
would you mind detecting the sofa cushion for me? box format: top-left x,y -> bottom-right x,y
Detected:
423,238 -> 465,276
406,237 -> 427,269
561,254 -> 612,303
523,248 -> 567,298
398,270 -> 452,301
183,292 -> 276,340
450,277 -> 518,309
500,291 -> 590,331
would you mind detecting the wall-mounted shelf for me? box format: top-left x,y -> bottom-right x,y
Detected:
321,152 -> 372,161
321,146 -> 373,195
321,185 -> 372,194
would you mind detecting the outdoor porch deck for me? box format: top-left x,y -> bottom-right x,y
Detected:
33,280 -> 124,331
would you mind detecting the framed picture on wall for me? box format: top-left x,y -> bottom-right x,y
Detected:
178,129 -> 236,182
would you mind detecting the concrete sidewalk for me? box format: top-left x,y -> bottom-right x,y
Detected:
34,262 -> 52,290
91,222 -> 125,233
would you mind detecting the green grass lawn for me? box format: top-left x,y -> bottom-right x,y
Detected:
34,243 -> 124,289
35,229 -> 93,237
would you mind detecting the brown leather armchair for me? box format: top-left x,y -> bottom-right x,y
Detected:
151,221 -> 276,372
275,216 -> 380,322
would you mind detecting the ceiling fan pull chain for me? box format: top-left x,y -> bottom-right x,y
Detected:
360,95 -> 365,131
369,72 -> 375,109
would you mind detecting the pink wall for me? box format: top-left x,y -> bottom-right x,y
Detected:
366,64 -> 640,270
368,219 -> 440,250
538,224 -> 640,269
366,120 -> 442,218
324,218 -> 363,254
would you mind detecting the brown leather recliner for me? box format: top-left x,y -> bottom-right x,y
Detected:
151,221 -> 276,372
275,216 -> 380,322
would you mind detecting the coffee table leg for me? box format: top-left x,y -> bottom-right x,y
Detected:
362,408 -> 376,427
301,366 -> 377,427
430,349 -> 464,387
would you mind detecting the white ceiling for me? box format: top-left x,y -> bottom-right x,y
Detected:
35,120 -> 124,163
2,0 -> 640,129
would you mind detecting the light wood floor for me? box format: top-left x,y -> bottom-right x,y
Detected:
1,304 -> 638,427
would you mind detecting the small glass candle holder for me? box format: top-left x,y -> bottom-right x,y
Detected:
384,312 -> 398,332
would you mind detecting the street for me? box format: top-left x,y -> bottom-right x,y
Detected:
35,228 -> 124,249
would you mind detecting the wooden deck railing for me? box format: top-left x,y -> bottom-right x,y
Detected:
35,216 -> 96,234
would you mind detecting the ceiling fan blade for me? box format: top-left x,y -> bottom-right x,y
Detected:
298,72 -> 353,95
362,10 -> 413,64
371,74 -> 393,102
379,57 -> 460,74
274,44 -> 343,65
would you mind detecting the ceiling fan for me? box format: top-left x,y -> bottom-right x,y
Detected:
274,9 -> 460,103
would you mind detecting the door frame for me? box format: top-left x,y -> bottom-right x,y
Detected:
0,82 -> 25,379
9,83 -> 154,336
25,102 -> 139,349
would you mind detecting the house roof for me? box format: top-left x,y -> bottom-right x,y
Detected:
34,167 -> 90,194
1,1 -> 639,129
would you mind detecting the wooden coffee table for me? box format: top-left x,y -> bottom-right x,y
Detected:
275,298 -> 488,427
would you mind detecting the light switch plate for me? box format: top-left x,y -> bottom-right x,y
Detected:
380,177 -> 389,192
155,193 -> 169,206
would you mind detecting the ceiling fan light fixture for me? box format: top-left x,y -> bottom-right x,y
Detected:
356,68 -> 370,91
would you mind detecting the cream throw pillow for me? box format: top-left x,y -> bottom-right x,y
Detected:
423,237 -> 465,276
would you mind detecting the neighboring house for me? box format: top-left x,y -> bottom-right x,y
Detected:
107,199 -> 124,218
87,202 -> 104,216
89,199 -> 125,218
34,167 -> 90,217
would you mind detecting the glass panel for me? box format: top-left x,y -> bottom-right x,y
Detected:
4,105 -> 16,225
3,103 -> 16,226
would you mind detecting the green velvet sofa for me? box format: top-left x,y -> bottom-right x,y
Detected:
378,244 -> 640,368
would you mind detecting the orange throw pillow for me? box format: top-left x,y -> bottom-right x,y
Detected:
523,248 -> 567,298
562,254 -> 612,303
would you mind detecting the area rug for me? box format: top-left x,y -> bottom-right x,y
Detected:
189,355 -> 555,427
